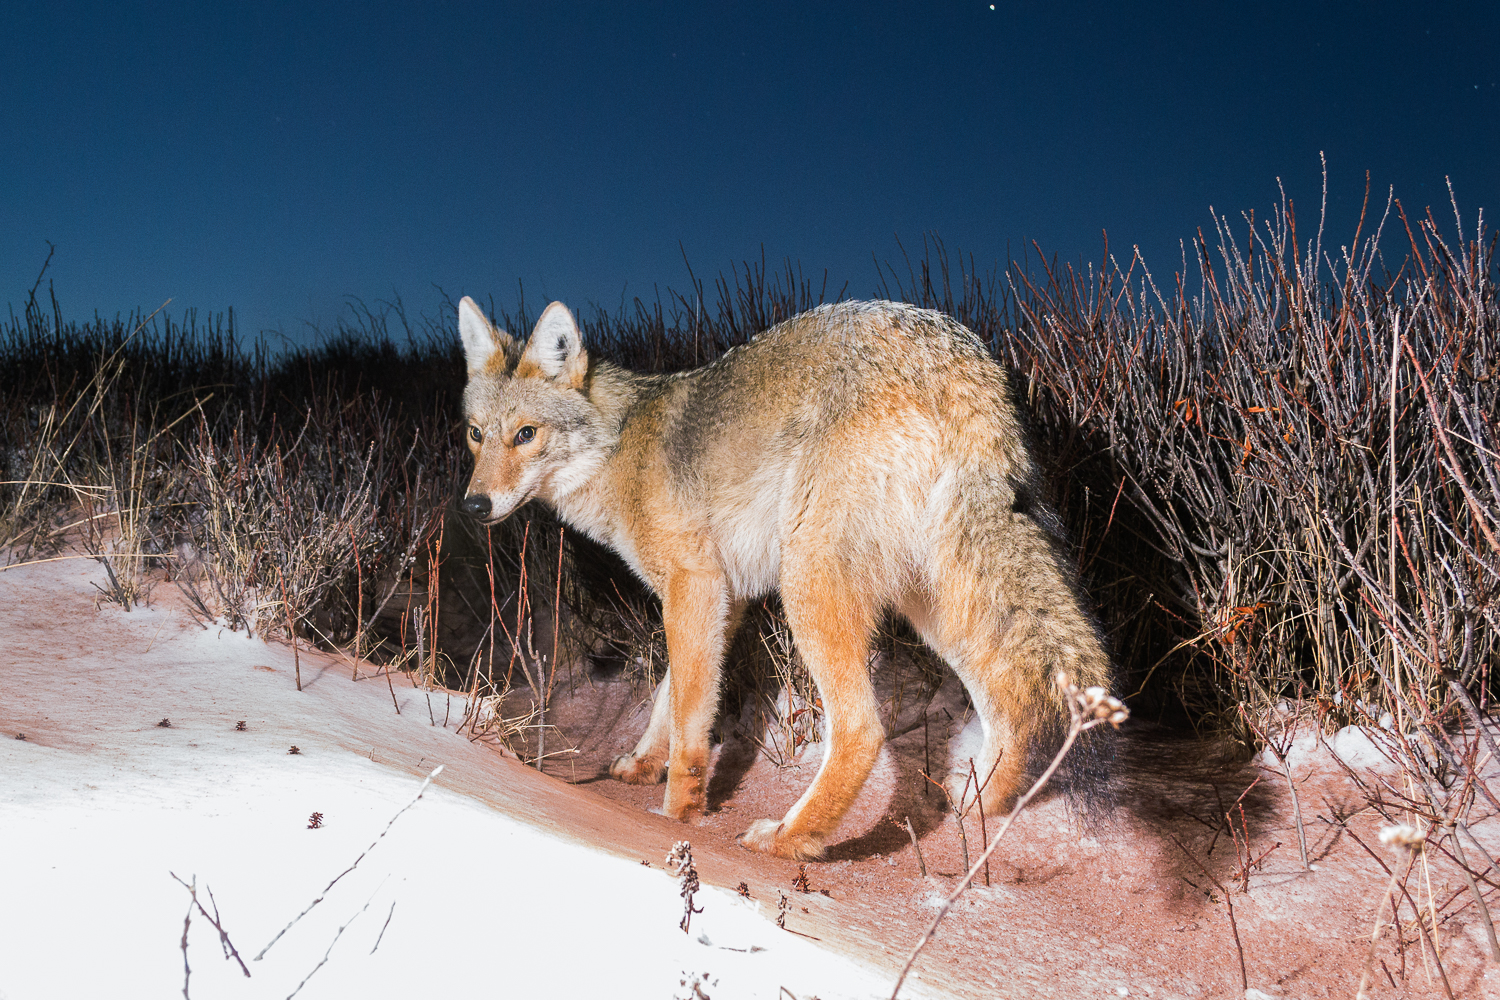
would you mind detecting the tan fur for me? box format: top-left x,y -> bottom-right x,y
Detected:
457,296 -> 1112,860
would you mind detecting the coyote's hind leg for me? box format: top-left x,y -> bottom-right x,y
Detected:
741,556 -> 882,860
898,589 -> 1027,815
944,652 -> 1049,817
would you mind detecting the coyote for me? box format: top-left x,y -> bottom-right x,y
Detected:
457,297 -> 1112,860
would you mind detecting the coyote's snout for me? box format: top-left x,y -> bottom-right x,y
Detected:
458,296 -> 1112,860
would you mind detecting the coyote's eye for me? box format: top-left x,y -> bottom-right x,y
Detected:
468,425 -> 482,443
514,425 -> 536,446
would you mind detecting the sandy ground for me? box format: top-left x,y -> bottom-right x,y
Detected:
4,552 -> 1499,999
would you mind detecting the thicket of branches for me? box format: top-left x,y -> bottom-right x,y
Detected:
2,179 -> 1495,743
881,180 -> 1497,735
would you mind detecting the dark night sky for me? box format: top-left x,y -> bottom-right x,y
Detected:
3,2 -> 1496,346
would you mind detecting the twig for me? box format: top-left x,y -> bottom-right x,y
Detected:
903,816 -> 927,877
384,645 -> 401,714
918,768 -> 970,874
285,886 -> 382,999
1276,747 -> 1310,871
180,896 -> 193,999
170,873 -> 250,978
370,901 -> 396,954
276,565 -> 300,692
1165,831 -> 1247,991
255,765 -> 443,960
1447,821 -> 1500,960
0,551 -> 126,572
349,523 -> 363,680
1242,705 -> 1310,871
1346,824 -> 1455,1000
969,757 -> 992,886
891,677 -> 1127,999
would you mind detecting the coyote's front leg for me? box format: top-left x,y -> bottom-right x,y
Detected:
622,570 -> 732,821
609,670 -> 671,784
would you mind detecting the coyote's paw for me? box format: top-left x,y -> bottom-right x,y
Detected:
662,769 -> 707,821
738,819 -> 826,860
609,752 -> 666,785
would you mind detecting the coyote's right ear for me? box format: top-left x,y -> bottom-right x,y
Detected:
458,296 -> 516,375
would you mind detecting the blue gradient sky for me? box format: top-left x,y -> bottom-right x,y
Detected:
3,2 -> 1496,345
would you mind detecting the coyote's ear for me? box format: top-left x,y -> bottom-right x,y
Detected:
519,301 -> 588,389
458,296 -> 515,375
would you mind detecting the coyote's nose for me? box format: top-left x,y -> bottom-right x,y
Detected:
460,494 -> 492,520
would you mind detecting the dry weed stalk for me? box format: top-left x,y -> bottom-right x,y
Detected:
747,606 -> 824,769
1357,825 -> 1443,1000
453,519 -> 580,761
1164,827 -> 1250,992
918,755 -> 1004,883
1317,648 -> 1500,974
901,816 -> 927,877
666,841 -> 703,933
889,675 -> 1127,999
1225,783 -> 1281,894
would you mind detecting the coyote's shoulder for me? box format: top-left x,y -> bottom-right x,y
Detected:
458,296 -> 1112,860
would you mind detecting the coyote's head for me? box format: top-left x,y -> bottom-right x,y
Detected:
457,297 -> 609,524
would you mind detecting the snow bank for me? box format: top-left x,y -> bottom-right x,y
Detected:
0,558 -> 900,1000
0,747 -> 889,999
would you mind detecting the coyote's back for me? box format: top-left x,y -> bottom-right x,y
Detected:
458,298 -> 1113,860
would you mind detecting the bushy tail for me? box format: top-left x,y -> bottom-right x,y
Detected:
932,450 -> 1119,824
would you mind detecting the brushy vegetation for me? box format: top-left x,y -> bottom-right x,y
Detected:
882,180 -> 1498,738
3,179 -> 1495,756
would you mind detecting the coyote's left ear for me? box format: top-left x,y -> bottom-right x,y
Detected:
519,301 -> 588,389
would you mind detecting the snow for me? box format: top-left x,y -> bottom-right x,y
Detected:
1265,725 -> 1416,775
0,558 -> 900,1000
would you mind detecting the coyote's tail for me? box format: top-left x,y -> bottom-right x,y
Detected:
933,411 -> 1118,825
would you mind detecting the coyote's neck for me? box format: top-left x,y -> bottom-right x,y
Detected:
545,359 -> 666,566
584,358 -> 656,438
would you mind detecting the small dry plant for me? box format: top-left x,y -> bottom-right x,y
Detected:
454,519 -> 580,766
1163,776 -> 1273,992
175,413 -> 383,638
1323,712 -> 1500,997
666,840 -> 703,934
917,756 -> 1002,885
2,293 -> 178,608
1239,699 -> 1311,870
1357,824 -> 1435,1000
171,871 -> 251,997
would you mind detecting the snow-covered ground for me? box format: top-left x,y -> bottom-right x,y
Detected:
0,558 -> 902,1000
